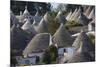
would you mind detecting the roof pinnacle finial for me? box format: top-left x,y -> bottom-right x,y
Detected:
25,5 -> 27,9
20,11 -> 22,16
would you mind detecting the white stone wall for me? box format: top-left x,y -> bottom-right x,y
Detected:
19,57 -> 36,65
16,52 -> 43,65
58,47 -> 75,58
28,52 -> 43,59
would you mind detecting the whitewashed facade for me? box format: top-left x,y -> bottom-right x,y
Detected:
58,47 -> 74,59
16,52 -> 43,65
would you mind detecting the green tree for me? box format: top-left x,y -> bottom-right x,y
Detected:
42,45 -> 58,64
42,48 -> 51,64
48,11 -> 60,35
49,45 -> 58,62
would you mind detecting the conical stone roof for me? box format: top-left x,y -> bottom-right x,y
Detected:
53,23 -> 73,48
70,8 -> 78,21
68,30 -> 95,63
11,24 -> 29,55
84,6 -> 92,17
79,12 -> 92,25
21,19 -> 37,35
23,33 -> 50,57
72,8 -> 81,22
23,6 -> 30,18
16,11 -> 25,23
56,11 -> 67,24
43,12 -> 50,23
72,30 -> 94,53
88,8 -> 95,19
35,18 -> 48,33
21,19 -> 32,30
33,11 -> 42,26
66,11 -> 72,21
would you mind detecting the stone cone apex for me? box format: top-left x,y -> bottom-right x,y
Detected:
21,19 -> 32,30
66,11 -> 72,21
23,6 -> 30,17
53,23 -> 73,48
23,33 -> 50,57
72,30 -> 94,53
21,19 -> 37,34
88,8 -> 95,19
16,11 -> 25,23
56,11 -> 67,24
43,12 -> 50,23
84,6 -> 92,17
36,18 -> 48,33
70,8 -> 78,21
72,8 -> 81,21
33,11 -> 42,26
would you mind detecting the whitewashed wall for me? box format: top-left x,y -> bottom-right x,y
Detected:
28,52 -> 43,59
58,47 -> 75,58
16,52 -> 43,65
19,57 -> 36,65
88,23 -> 95,31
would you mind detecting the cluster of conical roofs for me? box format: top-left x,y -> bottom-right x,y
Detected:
11,5 -> 95,63
66,6 -> 95,25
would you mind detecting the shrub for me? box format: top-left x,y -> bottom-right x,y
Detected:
49,45 -> 58,61
65,20 -> 83,29
48,11 -> 60,35
42,48 -> 51,64
88,34 -> 95,45
42,45 -> 58,64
